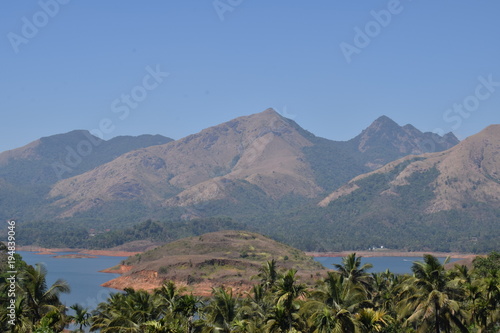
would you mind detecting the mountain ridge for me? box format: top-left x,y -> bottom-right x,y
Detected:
349,115 -> 458,169
293,123 -> 500,252
48,109 -> 322,216
3,109 -> 486,252
0,130 -> 173,185
0,131 -> 173,221
320,124 -> 500,211
46,109 -> 458,218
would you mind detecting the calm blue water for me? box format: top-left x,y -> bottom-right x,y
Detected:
314,256 -> 462,275
16,251 -> 461,331
18,251 -> 126,310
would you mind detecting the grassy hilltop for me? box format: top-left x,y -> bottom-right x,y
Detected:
103,230 -> 326,295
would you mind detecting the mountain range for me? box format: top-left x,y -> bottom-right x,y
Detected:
276,123 -> 500,252
2,109 -> 498,252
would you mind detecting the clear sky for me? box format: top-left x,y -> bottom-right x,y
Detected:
1,1 -> 499,153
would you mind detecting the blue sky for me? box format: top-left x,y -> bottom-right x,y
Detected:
1,0 -> 499,153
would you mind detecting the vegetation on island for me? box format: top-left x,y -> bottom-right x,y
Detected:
1,241 -> 499,332
102,231 -> 326,293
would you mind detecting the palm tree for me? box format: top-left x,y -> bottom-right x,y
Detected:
90,289 -> 161,332
255,259 -> 279,291
0,294 -> 33,332
355,308 -> 391,332
333,253 -> 373,292
307,305 -> 356,333
141,317 -> 184,333
34,310 -> 63,332
398,254 -> 469,333
371,269 -> 407,322
154,280 -> 200,326
123,288 -> 162,324
90,314 -> 141,333
20,263 -> 70,330
68,304 -> 90,332
311,271 -> 368,312
155,280 -> 184,313
303,272 -> 362,333
237,284 -> 272,331
449,264 -> 490,331
176,294 -> 201,332
271,269 -> 307,331
264,303 -> 304,333
203,287 -> 238,333
231,319 -> 257,333
275,269 -> 307,308
142,320 -> 171,333
475,275 -> 500,331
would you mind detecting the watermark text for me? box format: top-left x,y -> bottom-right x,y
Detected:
51,65 -> 169,180
6,220 -> 17,326
7,0 -> 70,54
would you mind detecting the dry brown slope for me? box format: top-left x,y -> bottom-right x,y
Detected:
319,124 -> 500,211
49,109 -> 322,216
0,140 -> 42,166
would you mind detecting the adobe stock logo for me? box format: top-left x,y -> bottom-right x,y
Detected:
213,0 -> 243,21
51,65 -> 169,180
340,0 -> 409,64
7,0 -> 70,54
437,74 -> 498,133
418,74 -> 499,154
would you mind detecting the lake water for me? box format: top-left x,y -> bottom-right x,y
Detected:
18,252 -> 463,301
16,251 -> 462,331
314,256 -> 462,275
18,251 -> 127,311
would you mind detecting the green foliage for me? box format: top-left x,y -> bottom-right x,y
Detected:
473,251 -> 500,277
11,216 -> 244,249
14,221 -> 90,248
0,247 -> 70,332
88,217 -> 245,249
82,254 -> 500,333
1,250 -> 499,332
303,137 -> 368,192
250,165 -> 500,253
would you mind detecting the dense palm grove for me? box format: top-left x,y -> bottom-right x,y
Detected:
1,249 -> 499,332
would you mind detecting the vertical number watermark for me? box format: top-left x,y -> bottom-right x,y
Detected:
6,220 -> 17,326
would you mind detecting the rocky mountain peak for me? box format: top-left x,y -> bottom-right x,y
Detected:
369,115 -> 400,130
351,116 -> 459,159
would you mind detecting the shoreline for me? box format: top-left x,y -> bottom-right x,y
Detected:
16,246 -> 140,257
306,250 -> 479,259
17,246 -> 478,260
